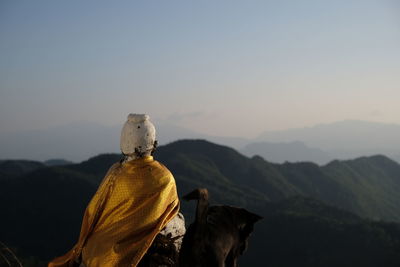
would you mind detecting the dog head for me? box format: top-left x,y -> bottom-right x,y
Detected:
205,205 -> 262,254
233,208 -> 263,254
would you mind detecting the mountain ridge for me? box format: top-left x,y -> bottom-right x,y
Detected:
1,139 -> 400,266
256,120 -> 400,160
2,139 -> 400,220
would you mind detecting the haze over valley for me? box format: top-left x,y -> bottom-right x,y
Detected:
1,120 -> 399,165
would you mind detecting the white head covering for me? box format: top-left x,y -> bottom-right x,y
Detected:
120,114 -> 156,157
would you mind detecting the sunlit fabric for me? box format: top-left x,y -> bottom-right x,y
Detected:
48,156 -> 179,267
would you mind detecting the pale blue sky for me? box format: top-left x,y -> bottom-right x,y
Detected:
1,0 -> 399,138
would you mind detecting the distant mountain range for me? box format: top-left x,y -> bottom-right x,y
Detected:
254,120 -> 400,163
1,120 -> 399,165
241,141 -> 333,165
1,139 -> 400,266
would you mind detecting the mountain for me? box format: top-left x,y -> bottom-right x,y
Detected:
163,140 -> 400,221
157,140 -> 293,207
0,160 -> 45,178
0,166 -> 97,262
240,197 -> 400,267
241,141 -> 333,165
322,155 -> 400,221
257,120 -> 400,161
44,159 -> 74,166
2,139 -> 400,221
2,140 -> 400,266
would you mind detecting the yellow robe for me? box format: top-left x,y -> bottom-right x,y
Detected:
48,156 -> 179,267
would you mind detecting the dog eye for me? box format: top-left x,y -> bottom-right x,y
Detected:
206,215 -> 217,225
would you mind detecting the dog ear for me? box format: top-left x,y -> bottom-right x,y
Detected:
246,210 -> 263,224
234,208 -> 263,226
233,208 -> 263,239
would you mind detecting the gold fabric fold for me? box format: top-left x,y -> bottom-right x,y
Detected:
48,156 -> 179,267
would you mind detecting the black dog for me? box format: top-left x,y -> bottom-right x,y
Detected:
179,188 -> 262,267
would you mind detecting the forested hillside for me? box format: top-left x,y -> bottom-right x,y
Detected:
1,139 -> 400,266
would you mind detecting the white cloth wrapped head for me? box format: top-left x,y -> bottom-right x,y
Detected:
120,114 -> 156,157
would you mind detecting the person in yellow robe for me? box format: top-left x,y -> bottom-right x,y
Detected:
49,114 -> 180,267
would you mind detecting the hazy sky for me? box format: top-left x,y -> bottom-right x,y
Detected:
1,0 -> 399,138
